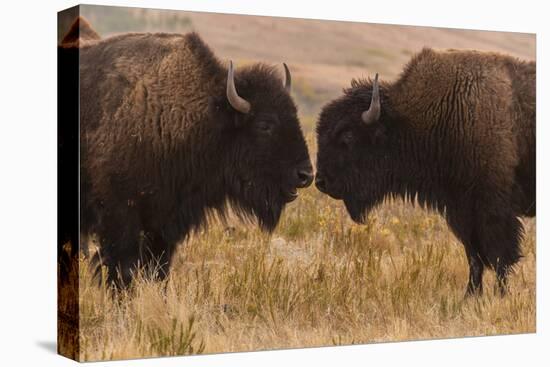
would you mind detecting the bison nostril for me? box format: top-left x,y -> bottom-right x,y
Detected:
296,169 -> 314,188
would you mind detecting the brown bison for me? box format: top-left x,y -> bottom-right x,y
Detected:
60,18 -> 313,286
315,48 -> 535,296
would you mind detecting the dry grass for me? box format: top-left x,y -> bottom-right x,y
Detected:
76,134 -> 535,362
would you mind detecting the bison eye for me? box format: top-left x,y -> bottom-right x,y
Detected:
338,130 -> 354,149
256,120 -> 274,134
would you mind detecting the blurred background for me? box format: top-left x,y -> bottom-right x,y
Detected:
60,4 -> 535,133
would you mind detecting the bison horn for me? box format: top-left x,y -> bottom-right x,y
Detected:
227,61 -> 251,114
361,73 -> 381,125
283,63 -> 291,92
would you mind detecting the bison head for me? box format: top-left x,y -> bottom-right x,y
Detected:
315,74 -> 396,223
210,61 -> 313,231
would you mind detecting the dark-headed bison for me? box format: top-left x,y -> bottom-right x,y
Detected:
62,18 -> 313,286
315,48 -> 535,296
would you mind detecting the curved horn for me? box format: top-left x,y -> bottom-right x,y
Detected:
227,61 -> 251,114
283,63 -> 291,92
361,73 -> 381,125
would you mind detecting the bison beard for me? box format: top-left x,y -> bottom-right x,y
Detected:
343,197 -> 384,224
343,199 -> 365,223
229,182 -> 285,232
316,48 -> 535,296
66,23 -> 312,287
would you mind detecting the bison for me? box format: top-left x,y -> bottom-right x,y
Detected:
315,48 -> 535,296
62,18 -> 313,286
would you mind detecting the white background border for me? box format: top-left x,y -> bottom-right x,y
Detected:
0,0 -> 546,366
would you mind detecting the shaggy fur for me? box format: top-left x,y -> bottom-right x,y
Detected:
72,30 -> 311,286
316,48 -> 535,295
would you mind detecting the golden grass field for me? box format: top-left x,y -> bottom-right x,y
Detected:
58,6 -> 536,361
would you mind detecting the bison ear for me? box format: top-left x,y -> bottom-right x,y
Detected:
207,96 -> 248,129
366,119 -> 388,146
372,123 -> 387,143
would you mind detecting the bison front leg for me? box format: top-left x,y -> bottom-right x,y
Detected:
474,209 -> 523,296
139,230 -> 177,281
94,209 -> 143,288
100,237 -> 141,288
463,245 -> 484,296
446,206 -> 485,297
